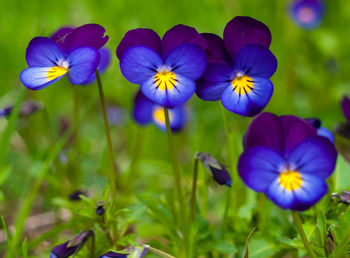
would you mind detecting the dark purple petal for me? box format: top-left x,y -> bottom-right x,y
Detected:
243,112 -> 285,153
161,24 -> 207,58
50,26 -> 74,54
133,90 -> 154,125
25,37 -> 64,67
67,47 -> 100,85
99,251 -> 128,258
67,24 -> 109,53
305,117 -> 321,129
280,115 -> 317,155
238,146 -> 283,192
51,241 -> 77,258
165,43 -> 207,81
201,33 -> 231,64
116,28 -> 161,59
287,136 -> 337,179
120,46 -> 162,85
223,16 -> 272,59
233,45 -> 277,78
341,95 -> 350,124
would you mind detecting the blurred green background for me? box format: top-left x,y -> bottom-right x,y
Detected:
1,0 -> 350,256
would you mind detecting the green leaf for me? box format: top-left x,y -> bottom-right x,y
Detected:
0,165 -> 11,185
247,238 -> 277,258
213,241 -> 237,254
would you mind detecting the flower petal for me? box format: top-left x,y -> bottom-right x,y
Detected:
341,95 -> 350,124
141,73 -> 195,108
20,67 -> 67,90
152,105 -> 186,132
161,24 -> 207,57
291,174 -> 328,211
116,28 -> 161,59
67,47 -> 100,85
25,37 -> 65,67
120,46 -> 162,85
223,16 -> 272,59
221,76 -> 273,117
243,112 -> 285,153
133,90 -> 154,125
238,146 -> 284,192
287,136 -> 337,179
50,26 -> 74,54
280,115 -> 317,155
317,127 -> 334,143
266,178 -> 296,209
233,45 -> 277,78
83,47 -> 111,85
201,33 -> 231,64
67,24 -> 109,53
165,43 -> 207,81
196,63 -> 233,101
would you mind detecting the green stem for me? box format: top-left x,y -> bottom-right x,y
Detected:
291,211 -> 317,258
95,70 -> 117,205
163,107 -> 188,253
148,246 -> 176,258
72,84 -> 81,187
189,157 -> 199,222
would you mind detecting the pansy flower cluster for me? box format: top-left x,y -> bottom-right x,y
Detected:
238,113 -> 337,211
20,24 -> 109,90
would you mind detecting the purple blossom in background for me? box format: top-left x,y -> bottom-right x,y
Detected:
117,25 -> 207,108
99,245 -> 148,258
290,0 -> 325,29
0,101 -> 42,118
238,113 -> 337,211
133,90 -> 186,132
196,16 -> 277,117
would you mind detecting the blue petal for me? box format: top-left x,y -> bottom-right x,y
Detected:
20,67 -> 67,90
165,43 -> 207,81
266,177 -> 296,209
25,37 -> 65,67
120,46 -> 163,84
196,63 -> 233,101
67,47 -> 100,85
291,174 -> 328,211
152,105 -> 186,132
221,76 -> 273,117
133,90 -> 155,125
287,136 -> 337,179
141,73 -> 196,108
317,127 -> 334,143
83,47 -> 111,85
238,146 -> 284,192
233,45 -> 277,78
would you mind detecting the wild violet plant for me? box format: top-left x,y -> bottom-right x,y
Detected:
2,11 -> 349,258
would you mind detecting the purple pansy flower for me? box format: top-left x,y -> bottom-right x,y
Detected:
306,118 -> 334,143
290,0 -> 325,29
117,25 -> 207,108
196,16 -> 277,117
341,95 -> 350,124
133,90 -> 186,132
238,113 -> 337,211
334,95 -> 350,139
50,231 -> 93,258
195,152 -> 232,186
50,25 -> 111,84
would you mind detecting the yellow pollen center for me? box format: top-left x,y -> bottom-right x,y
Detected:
46,66 -> 68,80
232,75 -> 253,95
279,170 -> 302,191
152,107 -> 172,124
154,70 -> 176,91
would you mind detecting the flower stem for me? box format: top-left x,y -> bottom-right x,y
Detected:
72,84 -> 81,187
95,70 -> 117,205
291,211 -> 317,258
189,157 -> 199,222
163,107 -> 188,253
147,245 -> 176,258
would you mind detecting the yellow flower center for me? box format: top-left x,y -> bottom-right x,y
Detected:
231,75 -> 253,95
154,70 -> 176,91
152,107 -> 172,124
46,66 -> 68,80
279,170 -> 302,191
